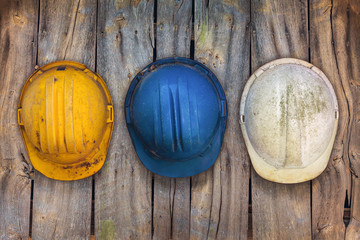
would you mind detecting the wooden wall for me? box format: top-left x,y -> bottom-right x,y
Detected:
0,0 -> 359,239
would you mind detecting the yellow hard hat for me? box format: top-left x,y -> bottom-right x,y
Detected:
240,58 -> 338,184
18,61 -> 114,181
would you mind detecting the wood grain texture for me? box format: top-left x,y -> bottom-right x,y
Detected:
345,2 -> 360,239
153,0 -> 192,239
251,0 -> 311,239
314,0 -> 360,239
347,178 -> 360,240
191,0 -> 250,239
1,1 -> 359,239
153,177 -> 191,240
95,0 -> 154,239
334,1 -> 360,239
156,0 -> 192,58
0,0 -> 37,239
31,0 -> 96,239
310,0 -> 352,238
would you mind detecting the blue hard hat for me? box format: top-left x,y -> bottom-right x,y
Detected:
125,57 -> 227,177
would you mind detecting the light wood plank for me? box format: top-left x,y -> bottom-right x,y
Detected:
95,0 -> 154,239
156,0 -> 192,57
31,0 -> 96,238
191,0 -> 250,239
0,0 -> 38,238
251,0 -> 311,239
153,0 -> 192,239
310,0 -> 352,238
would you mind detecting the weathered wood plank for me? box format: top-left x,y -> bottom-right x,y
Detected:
153,0 -> 192,239
251,0 -> 311,239
153,177 -> 191,240
310,0 -> 351,238
191,0 -> 250,239
347,178 -> 360,240
311,0 -> 360,239
252,174 -> 310,239
156,0 -> 192,57
0,0 -> 37,239
334,1 -> 360,239
345,2 -> 360,237
331,1 -> 360,239
31,0 -> 96,238
95,0 -> 154,239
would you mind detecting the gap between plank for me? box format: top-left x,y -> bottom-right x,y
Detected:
29,179 -> 34,238
91,1 -> 99,238
151,0 -> 157,238
30,0 -> 41,236
189,0 -> 195,236
190,0 -> 195,60
344,190 -> 350,226
91,177 -> 95,236
308,0 -> 312,237
153,0 -> 157,62
248,1 -> 253,239
35,0 -> 40,66
95,0 -> 99,72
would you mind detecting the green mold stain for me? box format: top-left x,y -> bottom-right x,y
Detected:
278,82 -> 328,127
99,220 -> 117,240
199,23 -> 207,45
278,84 -> 293,129
279,94 -> 286,129
298,87 -> 328,121
104,161 -> 109,174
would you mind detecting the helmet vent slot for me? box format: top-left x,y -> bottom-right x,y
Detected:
221,100 -> 227,117
240,114 -> 245,123
335,111 -> 339,119
57,66 -> 66,71
18,109 -> 23,125
125,107 -> 131,124
107,105 -> 114,123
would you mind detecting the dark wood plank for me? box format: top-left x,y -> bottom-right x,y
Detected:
310,0 -> 352,238
0,0 -> 37,238
153,0 -> 192,239
31,0 -> 96,238
95,0 -> 154,239
251,0 -> 311,239
191,0 -> 250,239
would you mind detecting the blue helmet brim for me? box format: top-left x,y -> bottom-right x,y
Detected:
127,117 -> 225,178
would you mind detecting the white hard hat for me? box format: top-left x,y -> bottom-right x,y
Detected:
240,58 -> 338,184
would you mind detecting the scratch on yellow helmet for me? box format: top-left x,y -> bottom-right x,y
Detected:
18,61 -> 114,181
240,58 -> 338,184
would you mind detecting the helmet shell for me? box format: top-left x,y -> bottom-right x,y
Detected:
18,61 -> 114,180
125,58 -> 227,177
240,58 -> 338,183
